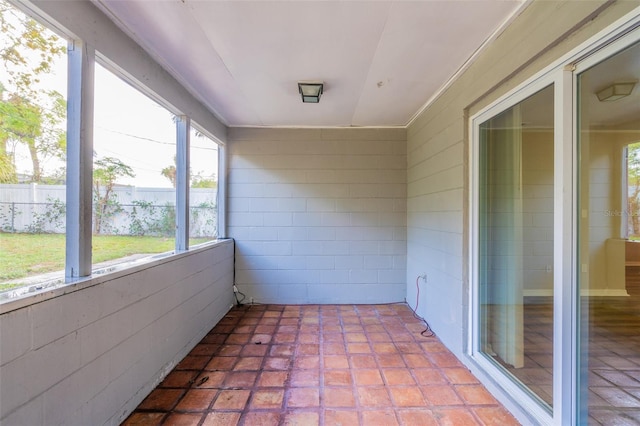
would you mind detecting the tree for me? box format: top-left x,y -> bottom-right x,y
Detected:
191,174 -> 217,189
0,150 -> 15,183
93,156 -> 135,234
1,88 -> 42,181
161,161 -> 177,188
161,154 -> 217,189
0,1 -> 66,183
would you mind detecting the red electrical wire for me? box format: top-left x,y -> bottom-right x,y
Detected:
411,275 -> 434,338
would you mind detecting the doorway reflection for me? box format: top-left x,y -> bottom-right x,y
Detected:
577,41 -> 640,424
478,84 -> 555,407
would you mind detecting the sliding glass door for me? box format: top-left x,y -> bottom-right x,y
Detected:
577,40 -> 640,425
471,15 -> 639,425
477,85 -> 555,408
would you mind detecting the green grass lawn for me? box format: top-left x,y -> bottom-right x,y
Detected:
0,233 -> 211,287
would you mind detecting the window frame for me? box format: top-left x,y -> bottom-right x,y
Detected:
188,122 -> 225,245
0,1 -> 226,308
571,29 -> 640,425
469,73 -> 560,426
468,11 -> 640,426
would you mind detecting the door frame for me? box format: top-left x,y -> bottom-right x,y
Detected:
468,10 -> 640,426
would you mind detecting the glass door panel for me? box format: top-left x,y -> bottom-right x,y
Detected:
577,40 -> 640,424
478,85 -> 555,407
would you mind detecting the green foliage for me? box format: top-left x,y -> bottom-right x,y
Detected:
0,233 -> 65,282
128,200 -> 154,236
24,197 -> 65,234
128,200 -> 176,237
0,150 -> 16,183
628,142 -> 640,178
161,164 -> 176,187
190,201 -> 217,238
191,175 -> 217,189
628,142 -> 640,237
94,156 -> 135,187
0,201 -> 21,232
0,1 -> 66,183
157,203 -> 176,236
1,93 -> 41,140
92,191 -> 125,235
160,153 -> 217,189
93,156 -> 135,235
0,233 -> 210,284
0,2 -> 66,94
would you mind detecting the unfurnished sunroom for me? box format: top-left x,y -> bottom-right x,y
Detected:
1,1 -> 640,425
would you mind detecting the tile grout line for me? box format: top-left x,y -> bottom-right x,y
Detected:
123,304 -> 521,426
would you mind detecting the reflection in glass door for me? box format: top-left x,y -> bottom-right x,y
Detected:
478,85 -> 555,407
577,40 -> 640,424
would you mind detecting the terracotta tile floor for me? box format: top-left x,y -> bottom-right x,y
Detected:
122,304 -> 519,425
488,268 -> 640,425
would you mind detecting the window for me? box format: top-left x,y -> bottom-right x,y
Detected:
92,63 -> 177,270
476,85 -> 555,408
626,142 -> 640,239
0,2 -> 222,303
471,16 -> 640,425
189,125 -> 219,244
576,39 -> 640,424
0,0 -> 68,297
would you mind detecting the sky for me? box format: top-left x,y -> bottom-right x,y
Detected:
5,3 -> 218,189
93,63 -> 219,189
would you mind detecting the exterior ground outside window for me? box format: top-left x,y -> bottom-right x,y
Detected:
0,0 -> 68,296
189,124 -> 219,245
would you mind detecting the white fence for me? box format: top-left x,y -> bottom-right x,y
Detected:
0,184 -> 217,237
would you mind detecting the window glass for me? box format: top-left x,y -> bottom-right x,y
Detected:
577,40 -> 640,424
0,0 -> 67,297
92,63 -> 176,270
478,85 -> 555,407
189,125 -> 218,245
626,142 -> 640,239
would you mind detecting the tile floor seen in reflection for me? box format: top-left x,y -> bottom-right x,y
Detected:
122,304 -> 519,425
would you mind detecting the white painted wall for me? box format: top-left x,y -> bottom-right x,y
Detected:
228,127 -> 407,304
522,130 -> 554,295
0,4 -> 233,425
406,116 -> 465,352
4,1 -> 639,425
406,1 -> 639,423
586,131 -> 623,293
585,127 -> 640,295
407,0 -> 636,356
0,241 -> 233,426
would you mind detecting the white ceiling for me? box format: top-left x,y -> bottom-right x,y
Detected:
92,0 -> 526,128
580,40 -> 640,127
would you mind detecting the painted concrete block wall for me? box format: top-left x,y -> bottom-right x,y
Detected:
228,127 -> 406,304
0,241 -> 233,425
406,0 -> 639,421
406,0 -> 636,357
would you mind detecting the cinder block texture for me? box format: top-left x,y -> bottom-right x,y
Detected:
228,128 -> 407,304
0,241 -> 234,426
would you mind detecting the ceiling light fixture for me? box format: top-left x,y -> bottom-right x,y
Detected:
596,81 -> 636,102
298,81 -> 323,103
